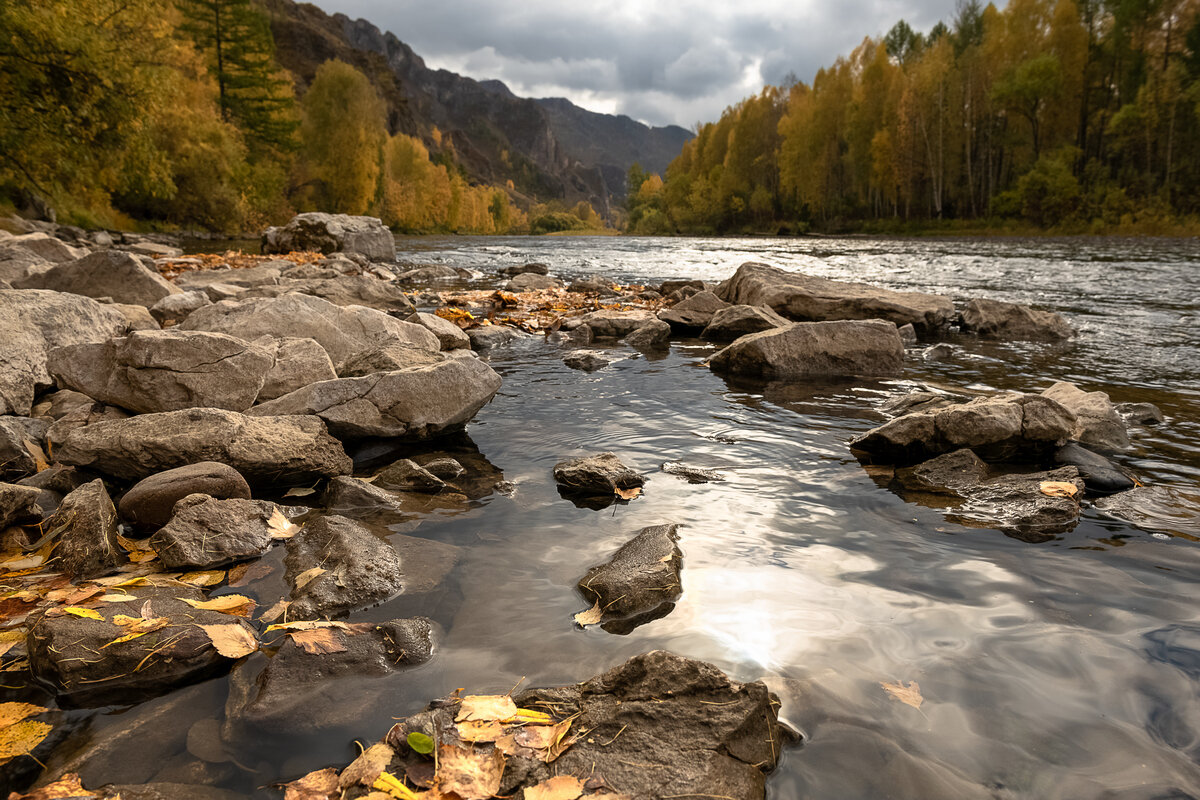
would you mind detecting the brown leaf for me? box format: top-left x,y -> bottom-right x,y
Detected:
524,775 -> 585,800
258,599 -> 291,623
573,602 -> 603,626
0,629 -> 24,657
339,742 -> 395,789
228,560 -> 274,588
22,439 -> 48,472
289,628 -> 346,655
294,566 -> 326,589
179,570 -> 226,587
456,694 -> 517,723
8,773 -> 98,799
435,742 -> 505,800
1039,480 -> 1080,499
613,486 -> 642,501
283,767 -> 340,800
268,507 -> 301,539
199,623 -> 258,658
457,719 -> 505,742
180,594 -> 256,617
882,679 -> 924,709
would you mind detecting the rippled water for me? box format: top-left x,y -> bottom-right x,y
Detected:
40,235 -> 1200,798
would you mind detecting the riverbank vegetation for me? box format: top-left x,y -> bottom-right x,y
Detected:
627,0 -> 1200,235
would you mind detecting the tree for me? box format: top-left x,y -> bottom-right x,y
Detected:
992,53 -> 1064,158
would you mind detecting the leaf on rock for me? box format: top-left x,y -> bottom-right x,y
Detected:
573,602 -> 603,626
103,615 -> 169,646
199,623 -> 258,659
8,772 -> 98,800
294,566 -> 326,589
55,606 -> 103,620
456,694 -> 517,723
283,486 -> 317,498
1039,481 -> 1079,499
613,486 -> 642,501
0,702 -> 46,728
406,731 -> 434,755
22,439 -> 48,472
45,585 -> 105,606
268,507 -> 301,539
180,594 -> 256,616
179,570 -> 226,587
339,742 -> 395,789
435,742 -> 505,800
265,619 -> 373,634
0,630 -> 25,657
289,628 -> 346,655
457,720 -> 504,742
882,679 -> 924,709
283,767 -> 340,800
524,775 -> 586,800
0,720 -> 52,765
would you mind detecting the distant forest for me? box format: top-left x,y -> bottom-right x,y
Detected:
628,0 -> 1200,234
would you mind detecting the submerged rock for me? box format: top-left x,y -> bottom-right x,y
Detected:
262,213 -> 395,261
1042,381 -> 1130,452
1095,486 -> 1200,539
563,350 -> 611,372
718,261 -> 955,335
374,459 -> 448,493
577,309 -> 658,338
322,476 -> 413,520
579,524 -> 682,633
1116,401 -> 1164,426
960,298 -> 1073,341
149,495 -> 280,569
708,320 -> 904,380
119,462 -> 252,532
893,448 -> 990,495
661,462 -> 726,483
500,263 -> 549,276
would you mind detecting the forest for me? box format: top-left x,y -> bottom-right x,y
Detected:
627,0 -> 1200,234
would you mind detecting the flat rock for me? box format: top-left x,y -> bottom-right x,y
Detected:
718,262 -> 955,335
255,336 -> 338,401
119,462 -> 252,532
395,265 -> 463,283
554,452 -> 645,497
0,482 -> 42,528
893,448 -> 991,495
406,311 -> 470,350
960,298 -> 1073,341
149,290 -> 210,325
48,330 -> 274,414
16,250 -> 181,307
262,213 -> 395,261
701,305 -> 790,341
322,476 -> 414,520
335,342 -> 444,377
0,290 -> 129,416
499,263 -> 549,276
174,264 -> 282,290
563,350 -> 611,372
946,467 -> 1085,541
179,292 -> 437,364
150,495 -> 280,569
879,391 -> 964,418
284,276 -> 414,313
851,393 -> 1076,465
578,309 -> 658,338
26,585 -> 257,707
249,359 -> 502,440
1053,442 -> 1134,494
707,320 -> 904,380
506,273 -> 563,291
579,524 -> 682,632
48,479 -> 123,579
658,291 -> 729,332
625,318 -> 671,349
1043,381 -> 1130,452
56,408 -> 352,485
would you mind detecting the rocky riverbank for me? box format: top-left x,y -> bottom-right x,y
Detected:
0,213 -> 1185,799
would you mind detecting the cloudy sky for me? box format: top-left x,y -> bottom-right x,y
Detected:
311,0 -> 956,129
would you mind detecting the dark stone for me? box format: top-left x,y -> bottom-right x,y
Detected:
700,305 -> 790,342
119,462 -> 252,532
579,524 -> 682,631
374,459 -> 448,493
625,319 -> 671,349
945,467 -> 1085,541
322,476 -> 412,521
499,263 -> 549,276
893,448 -> 990,495
922,343 -> 956,362
1116,402 -> 1165,425
1053,443 -> 1135,494
149,495 -> 279,569
422,457 -> 465,480
563,350 -> 611,372
0,482 -> 42,528
50,479 -> 123,580
553,453 -> 645,496
285,515 -> 405,618
0,416 -> 49,480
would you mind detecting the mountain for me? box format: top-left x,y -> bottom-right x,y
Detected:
261,0 -> 693,213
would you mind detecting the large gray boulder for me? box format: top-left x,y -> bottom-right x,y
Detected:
577,309 -> 658,338
269,275 -> 415,313
47,330 -> 274,414
701,304 -> 790,341
335,342 -> 444,377
178,292 -> 437,363
406,311 -> 471,350
55,408 -> 352,484
718,262 -> 955,335
262,213 -> 395,261
578,524 -> 682,632
658,290 -> 729,332
707,320 -> 904,380
0,290 -> 129,416
851,393 -> 1076,464
119,462 -> 252,531
249,358 -> 502,440
960,298 -> 1073,341
149,494 -> 280,569
1042,381 -> 1130,452
149,290 -> 210,325
253,336 -> 337,402
7,232 -> 85,263
16,250 -> 181,307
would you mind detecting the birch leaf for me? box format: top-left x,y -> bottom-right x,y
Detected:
882,679 -> 924,709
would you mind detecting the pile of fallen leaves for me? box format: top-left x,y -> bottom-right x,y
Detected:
155,250 -> 324,280
282,692 -> 630,800
434,286 -> 665,335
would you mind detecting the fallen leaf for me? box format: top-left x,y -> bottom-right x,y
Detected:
407,731 -> 434,755
0,702 -> 46,728
613,486 -> 642,501
22,439 -> 48,472
283,486 -> 317,497
289,628 -> 346,655
180,594 -> 256,617
373,771 -> 425,799
265,619 -> 372,633
44,585 -> 104,605
1039,481 -> 1080,499
0,629 -> 25,657
103,616 -> 170,646
339,742 -> 395,789
283,767 -> 339,800
179,570 -> 226,587
294,566 -> 326,589
436,742 -> 505,800
228,560 -> 274,587
268,507 -> 301,539
524,775 -> 585,800
456,694 -> 517,723
8,772 -> 98,799
573,602 -> 603,626
0,719 -> 52,765
199,623 -> 258,658
882,679 -> 924,709
457,719 -> 505,742
59,606 -> 103,621
259,599 -> 291,623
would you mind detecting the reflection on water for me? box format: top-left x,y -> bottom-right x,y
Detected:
50,235 -> 1200,798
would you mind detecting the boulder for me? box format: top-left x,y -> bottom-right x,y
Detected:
406,311 -> 470,350
701,305 -> 790,341
173,264 -> 282,290
659,279 -> 706,296
554,453 -> 645,497
851,393 -> 1076,465
34,389 -> 95,420
322,476 -> 414,520
0,482 -> 42,529
506,273 -> 563,292
946,467 -> 1085,541
466,325 -> 525,351
119,462 -> 252,532
0,246 -> 51,283
707,320 -> 904,380
335,342 -> 444,377
7,232 -> 85,263
262,213 -> 395,261
568,274 -> 618,294
111,303 -> 161,331
254,336 -> 338,401
45,401 -> 129,450
658,291 -> 729,333
48,330 -> 274,414
1042,381 -> 1130,452
47,479 -> 123,579
26,585 -> 257,707
279,276 -> 415,313
578,524 -> 682,632
179,293 -> 437,363
16,465 -> 87,519
395,265 -> 463,283
150,495 -> 280,569
0,416 -> 49,480
1053,442 -> 1135,494
499,263 -> 549,276
718,262 -> 955,334
374,459 -> 448,493
248,359 -> 502,440
149,291 -> 210,325
897,323 -> 919,344
563,350 -> 611,372
893,448 -> 990,495
224,618 -> 434,740
0,290 -> 129,416
1116,402 -> 1164,425
56,408 -> 352,484
16,250 -> 181,307
578,309 -> 658,338
625,318 -> 671,349
960,298 -> 1073,341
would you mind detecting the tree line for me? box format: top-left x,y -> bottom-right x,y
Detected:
0,0 -> 539,234
628,0 -> 1200,234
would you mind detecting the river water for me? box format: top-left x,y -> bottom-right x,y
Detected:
39,235 -> 1200,798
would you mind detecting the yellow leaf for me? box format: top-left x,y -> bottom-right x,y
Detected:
179,570 -> 226,587
61,607 -> 103,620
523,774 -> 585,800
0,702 -> 46,728
258,599 -> 291,623
7,771 -> 96,799
573,602 -> 603,626
294,567 -> 326,589
179,594 -> 256,617
613,486 -> 642,501
456,695 -> 517,723
0,720 -> 52,764
0,630 -> 23,657
22,439 -> 48,472
1039,480 -> 1079,499
436,742 -> 505,800
882,679 -> 924,709
457,720 -> 505,742
372,772 -> 423,800
268,507 -> 301,539
288,628 -> 346,655
198,623 -> 258,659
338,742 -> 394,789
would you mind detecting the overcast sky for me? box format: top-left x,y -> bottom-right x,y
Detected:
311,0 -> 957,129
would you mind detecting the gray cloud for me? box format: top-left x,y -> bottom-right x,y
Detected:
312,0 -> 958,128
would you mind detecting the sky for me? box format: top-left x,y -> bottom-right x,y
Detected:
310,0 -> 957,130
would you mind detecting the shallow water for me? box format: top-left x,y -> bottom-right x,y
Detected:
33,235 -> 1200,798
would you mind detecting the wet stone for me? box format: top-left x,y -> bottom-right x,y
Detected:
579,524 -> 683,634
1053,442 -> 1135,494
563,350 -> 611,372
374,458 -> 448,493
119,462 -> 252,532
554,452 -> 645,498
149,495 -> 280,569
